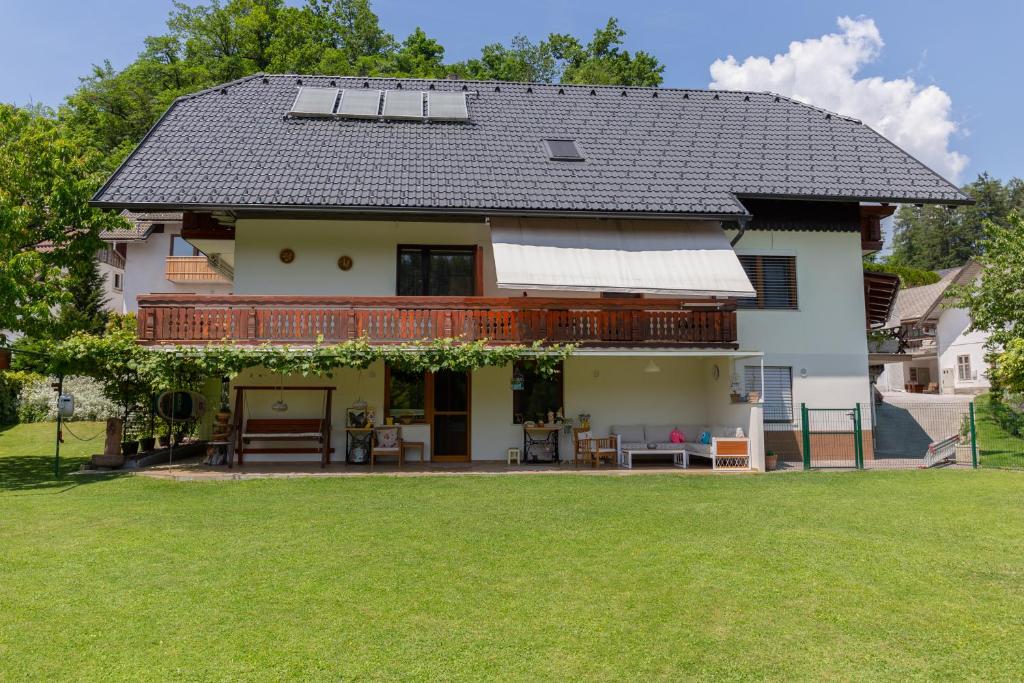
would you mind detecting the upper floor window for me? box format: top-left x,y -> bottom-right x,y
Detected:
397,246 -> 477,296
737,255 -> 797,310
957,355 -> 972,381
170,235 -> 199,257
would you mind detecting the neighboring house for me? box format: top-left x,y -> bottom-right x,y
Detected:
101,211 -> 232,313
89,75 -> 968,467
874,261 -> 989,395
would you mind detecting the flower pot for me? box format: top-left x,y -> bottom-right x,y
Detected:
765,453 -> 778,471
121,440 -> 139,457
140,436 -> 156,452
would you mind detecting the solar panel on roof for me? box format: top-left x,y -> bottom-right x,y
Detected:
382,90 -> 425,120
289,87 -> 339,117
337,89 -> 382,118
426,92 -> 468,121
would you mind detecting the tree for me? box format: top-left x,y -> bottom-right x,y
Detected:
456,18 -> 664,86
951,213 -> 1024,393
891,173 -> 1024,270
53,257 -> 110,338
0,105 -> 126,343
863,260 -> 940,288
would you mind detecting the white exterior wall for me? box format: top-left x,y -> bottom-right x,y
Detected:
97,260 -> 125,314
120,227 -> 232,313
937,307 -> 990,394
224,218 -> 869,464
231,355 -> 753,463
232,218 -> 597,299
729,230 -> 873,428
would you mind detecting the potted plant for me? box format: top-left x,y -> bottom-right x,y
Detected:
765,450 -> 778,471
139,399 -> 157,451
156,421 -> 171,448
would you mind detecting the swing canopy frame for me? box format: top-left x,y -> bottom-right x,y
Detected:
232,385 -> 335,468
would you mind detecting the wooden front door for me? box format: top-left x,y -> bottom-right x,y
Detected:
429,370 -> 471,462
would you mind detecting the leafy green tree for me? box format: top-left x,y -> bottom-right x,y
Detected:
456,35 -> 558,82
863,260 -> 940,288
891,173 -> 1024,270
456,18 -> 663,86
951,213 -> 1024,350
53,257 -> 110,338
0,105 -> 126,342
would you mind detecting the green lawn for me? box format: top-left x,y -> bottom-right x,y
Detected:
975,394 -> 1024,469
1,423 -> 1023,680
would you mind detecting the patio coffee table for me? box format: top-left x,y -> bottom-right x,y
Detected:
619,448 -> 688,469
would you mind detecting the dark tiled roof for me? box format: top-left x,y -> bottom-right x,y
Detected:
92,74 -> 970,216
99,210 -> 182,241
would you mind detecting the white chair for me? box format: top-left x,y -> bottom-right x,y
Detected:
506,447 -> 521,465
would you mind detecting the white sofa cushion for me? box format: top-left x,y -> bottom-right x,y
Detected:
644,425 -> 678,443
685,442 -> 713,456
612,425 -> 645,443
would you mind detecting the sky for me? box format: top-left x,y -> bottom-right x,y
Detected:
1,0 -> 1021,184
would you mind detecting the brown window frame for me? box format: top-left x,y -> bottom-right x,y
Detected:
395,244 -> 482,296
384,365 -> 428,424
512,360 -> 565,425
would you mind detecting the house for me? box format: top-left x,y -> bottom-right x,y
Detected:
874,261 -> 990,395
100,210 -> 232,313
89,75 -> 968,468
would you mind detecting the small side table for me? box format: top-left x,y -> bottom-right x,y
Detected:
401,441 -> 425,464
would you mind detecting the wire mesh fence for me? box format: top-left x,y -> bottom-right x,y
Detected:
972,394 -> 1024,470
759,397 -> 1022,471
869,399 -> 976,470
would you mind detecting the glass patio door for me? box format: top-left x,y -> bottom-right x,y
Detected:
430,370 -> 470,462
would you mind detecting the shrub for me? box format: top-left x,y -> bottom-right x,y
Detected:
17,376 -> 118,422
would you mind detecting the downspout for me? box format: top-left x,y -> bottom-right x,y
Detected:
729,215 -> 751,247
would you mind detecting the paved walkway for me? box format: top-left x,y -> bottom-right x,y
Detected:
95,458 -> 757,482
874,392 -> 973,459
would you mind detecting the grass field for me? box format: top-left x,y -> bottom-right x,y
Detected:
1,422 -> 1023,680
975,394 -> 1024,469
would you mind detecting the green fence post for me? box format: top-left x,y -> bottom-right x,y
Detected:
54,375 -> 63,479
969,401 -> 979,469
801,403 -> 811,471
854,404 -> 864,470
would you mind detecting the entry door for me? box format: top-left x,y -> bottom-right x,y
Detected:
430,371 -> 471,462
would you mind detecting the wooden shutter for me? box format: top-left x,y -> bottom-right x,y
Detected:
745,366 -> 793,423
737,256 -> 797,310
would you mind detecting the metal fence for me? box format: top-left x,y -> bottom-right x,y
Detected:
972,395 -> 1024,470
869,399 -> 977,470
777,396 -> 1024,471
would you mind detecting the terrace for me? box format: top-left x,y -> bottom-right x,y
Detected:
135,295 -> 739,347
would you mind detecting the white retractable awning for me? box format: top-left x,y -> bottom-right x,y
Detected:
489,217 -> 756,297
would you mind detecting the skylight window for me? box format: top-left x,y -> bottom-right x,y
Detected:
544,139 -> 584,161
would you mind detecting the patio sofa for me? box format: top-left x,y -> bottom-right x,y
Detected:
611,424 -> 750,469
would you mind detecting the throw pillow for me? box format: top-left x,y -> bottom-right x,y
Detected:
375,427 -> 399,448
670,428 -> 685,443
735,427 -> 745,438
700,431 -> 712,445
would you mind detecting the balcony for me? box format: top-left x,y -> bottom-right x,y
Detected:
165,256 -> 231,283
136,295 -> 738,348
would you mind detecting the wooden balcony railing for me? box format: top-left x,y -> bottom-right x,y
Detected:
165,256 -> 230,283
136,295 -> 738,348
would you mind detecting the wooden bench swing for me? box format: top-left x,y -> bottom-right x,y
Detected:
231,386 -> 334,468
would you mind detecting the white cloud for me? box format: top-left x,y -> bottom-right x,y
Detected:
709,16 -> 968,183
